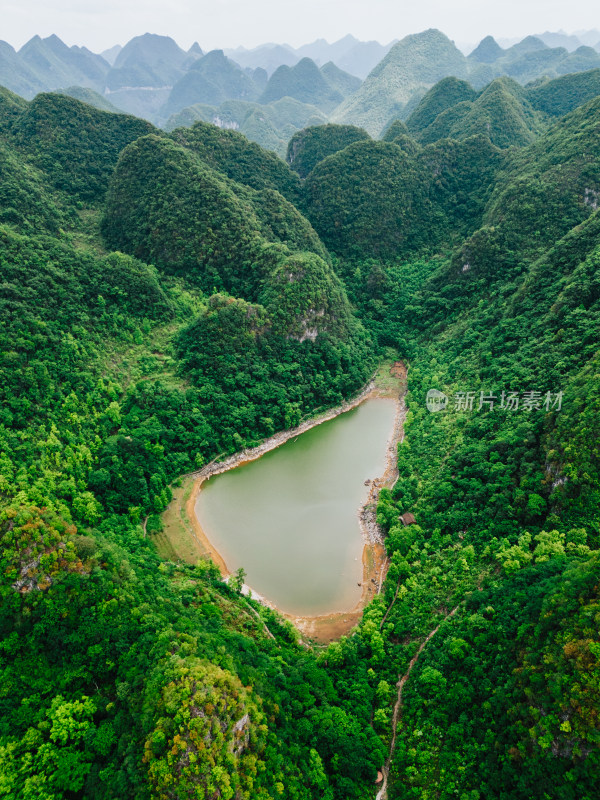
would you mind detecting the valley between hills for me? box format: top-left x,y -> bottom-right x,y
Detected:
0,24 -> 599,800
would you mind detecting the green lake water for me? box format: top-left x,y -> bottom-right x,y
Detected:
195,398 -> 397,616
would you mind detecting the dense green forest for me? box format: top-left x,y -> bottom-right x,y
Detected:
0,73 -> 598,800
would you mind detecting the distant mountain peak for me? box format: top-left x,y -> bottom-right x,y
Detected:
260,56 -> 344,111
0,39 -> 17,54
137,32 -> 175,42
469,35 -> 504,63
333,34 -> 360,45
331,28 -> 469,135
296,56 -> 320,68
19,35 -> 42,51
43,34 -> 72,55
509,35 -> 548,54
197,49 -> 228,65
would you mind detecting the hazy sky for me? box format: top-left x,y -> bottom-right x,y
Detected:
3,0 -> 599,52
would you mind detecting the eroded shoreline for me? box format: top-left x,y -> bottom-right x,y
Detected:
160,362 -> 408,642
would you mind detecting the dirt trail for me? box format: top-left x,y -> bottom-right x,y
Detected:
376,606 -> 459,800
379,574 -> 403,631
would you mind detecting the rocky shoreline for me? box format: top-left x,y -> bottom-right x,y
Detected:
359,386 -> 407,547
191,377 -> 377,486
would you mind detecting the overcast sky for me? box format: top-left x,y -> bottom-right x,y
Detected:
3,0 -> 599,53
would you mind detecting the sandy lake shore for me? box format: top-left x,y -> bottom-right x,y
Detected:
157,361 -> 408,643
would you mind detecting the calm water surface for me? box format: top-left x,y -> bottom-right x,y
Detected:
195,398 -> 396,615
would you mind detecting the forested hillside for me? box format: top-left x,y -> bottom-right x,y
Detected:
0,71 -> 599,800
404,68 -> 600,147
3,28 -> 600,159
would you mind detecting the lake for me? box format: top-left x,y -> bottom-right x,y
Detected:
195,397 -> 397,616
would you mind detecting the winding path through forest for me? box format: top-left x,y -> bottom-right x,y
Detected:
376,606 -> 459,800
